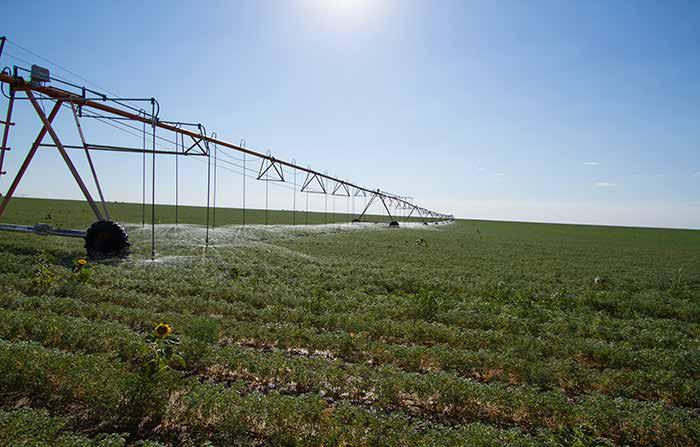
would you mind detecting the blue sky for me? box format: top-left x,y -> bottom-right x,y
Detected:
1,0 -> 699,228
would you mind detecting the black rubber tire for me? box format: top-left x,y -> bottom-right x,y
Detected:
84,220 -> 130,259
389,221 -> 400,227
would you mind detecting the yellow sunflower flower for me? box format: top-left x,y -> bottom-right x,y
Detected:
154,323 -> 173,338
77,259 -> 87,267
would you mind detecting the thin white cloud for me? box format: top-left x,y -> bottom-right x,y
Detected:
694,171 -> 700,176
584,161 -> 601,166
478,167 -> 486,172
495,172 -> 505,176
594,182 -> 616,188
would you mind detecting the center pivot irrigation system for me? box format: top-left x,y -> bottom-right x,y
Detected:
0,36 -> 453,259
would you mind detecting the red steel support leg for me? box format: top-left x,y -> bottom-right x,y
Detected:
0,88 -> 14,180
70,102 -> 110,219
0,99 -> 62,219
26,91 -> 103,221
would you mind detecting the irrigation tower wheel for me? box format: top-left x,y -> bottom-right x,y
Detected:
84,220 -> 130,259
389,221 -> 400,227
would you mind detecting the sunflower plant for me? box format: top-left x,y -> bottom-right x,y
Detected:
72,258 -> 92,283
143,323 -> 186,378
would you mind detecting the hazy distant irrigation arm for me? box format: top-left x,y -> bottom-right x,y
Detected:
0,70 -> 453,222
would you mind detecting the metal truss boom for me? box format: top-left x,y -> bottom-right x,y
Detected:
0,70 -> 453,222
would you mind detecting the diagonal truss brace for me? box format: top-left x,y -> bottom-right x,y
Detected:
70,102 -> 110,220
354,191 -> 395,222
331,181 -> 350,197
183,125 -> 209,155
378,194 -> 395,221
0,99 -> 61,218
257,157 -> 285,182
0,93 -> 103,221
300,171 -> 326,193
355,191 -> 378,221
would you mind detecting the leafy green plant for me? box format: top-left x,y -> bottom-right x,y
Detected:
184,316 -> 221,365
668,267 -> 690,299
549,424 -> 615,446
303,287 -> 326,315
412,289 -> 440,322
143,323 -> 186,378
29,252 -> 55,293
186,316 -> 220,344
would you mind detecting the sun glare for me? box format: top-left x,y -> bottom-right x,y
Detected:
303,0 -> 386,27
325,0 -> 374,15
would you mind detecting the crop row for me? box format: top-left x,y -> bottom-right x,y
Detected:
1,292 -> 697,408
120,254 -> 700,323
0,408 -> 139,447
0,339 -> 556,447
4,276 -> 696,375
7,251 -> 697,353
2,287 -> 695,378
6,242 -> 697,333
0,308 -> 698,446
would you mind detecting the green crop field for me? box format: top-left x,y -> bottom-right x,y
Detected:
0,197 -> 698,446
0,197 -> 431,229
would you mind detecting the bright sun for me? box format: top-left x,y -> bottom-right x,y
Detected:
325,0 -> 374,15
305,0 -> 384,24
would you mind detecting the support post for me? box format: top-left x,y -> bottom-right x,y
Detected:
175,127 -> 179,226
292,159 -> 296,225
265,163 -> 269,225
0,87 -> 15,182
351,194 -> 355,222
241,139 -> 246,227
151,100 -> 156,260
212,139 -> 217,228
204,127 -> 211,247
0,99 -> 62,219
141,110 -> 146,227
